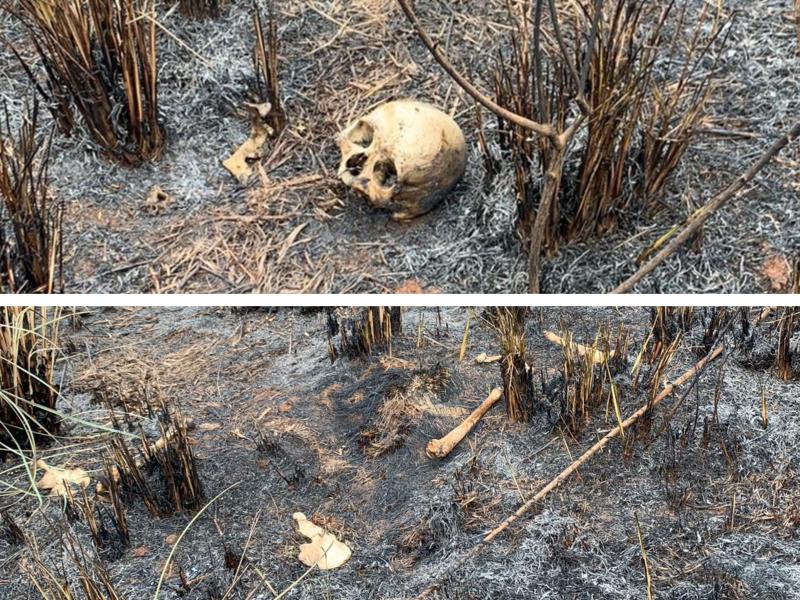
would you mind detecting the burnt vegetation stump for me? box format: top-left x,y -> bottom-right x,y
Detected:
399,0 -> 729,291
179,0 -> 224,19
10,0 -> 165,165
491,307 -> 534,423
0,306 -> 62,457
327,307 -> 402,361
0,99 -> 63,293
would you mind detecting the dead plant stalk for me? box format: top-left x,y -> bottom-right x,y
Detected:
398,0 -> 722,292
613,120 -> 800,293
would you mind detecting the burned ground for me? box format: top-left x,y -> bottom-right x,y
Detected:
0,306 -> 799,598
0,0 -> 798,293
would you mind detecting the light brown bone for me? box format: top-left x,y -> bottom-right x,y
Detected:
426,387 -> 503,459
337,100 -> 466,220
543,330 -> 614,364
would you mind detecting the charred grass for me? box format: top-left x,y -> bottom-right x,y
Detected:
1,307 -> 799,597
0,1 -> 796,293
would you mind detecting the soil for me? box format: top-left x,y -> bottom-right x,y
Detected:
1,306 -> 799,599
1,0 -> 798,293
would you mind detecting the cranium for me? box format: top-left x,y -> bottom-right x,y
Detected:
337,100 -> 467,220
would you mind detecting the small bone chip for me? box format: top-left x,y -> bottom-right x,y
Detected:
474,352 -> 502,364
223,102 -> 275,185
293,512 -> 351,570
544,331 -> 614,364
36,459 -> 90,497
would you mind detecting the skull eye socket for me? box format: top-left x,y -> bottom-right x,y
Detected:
345,152 -> 368,176
347,121 -> 374,147
373,159 -> 397,188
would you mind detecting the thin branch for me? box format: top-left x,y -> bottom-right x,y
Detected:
395,0 -> 558,141
547,0 -> 590,115
613,120 -> 800,293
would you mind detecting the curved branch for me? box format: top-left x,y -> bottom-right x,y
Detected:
613,120 -> 800,294
396,0 -> 557,141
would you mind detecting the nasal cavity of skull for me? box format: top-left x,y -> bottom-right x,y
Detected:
373,159 -> 397,188
348,121 -> 374,147
346,152 -> 368,176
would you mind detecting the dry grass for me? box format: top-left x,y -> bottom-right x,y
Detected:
328,307 -> 402,361
22,528 -> 124,600
106,401 -> 205,517
558,322 -> 629,435
71,348 -> 164,414
0,306 -> 62,457
147,173 -> 348,293
179,0 -> 225,19
0,99 -> 62,293
359,393 -> 420,458
10,0 -> 164,165
490,307 -> 532,423
477,0 -> 727,288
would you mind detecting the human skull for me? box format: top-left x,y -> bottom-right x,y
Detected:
337,100 -> 467,220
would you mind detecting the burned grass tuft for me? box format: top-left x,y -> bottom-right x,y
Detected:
104,401 -> 205,518
10,0 -> 165,165
489,307 -> 533,423
409,0 -> 729,290
179,0 -> 225,20
327,307 -> 402,361
251,0 -> 285,134
0,99 -> 62,293
557,321 -> 629,436
0,306 -> 62,457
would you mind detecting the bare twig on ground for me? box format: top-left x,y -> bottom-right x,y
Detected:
613,121 -> 800,293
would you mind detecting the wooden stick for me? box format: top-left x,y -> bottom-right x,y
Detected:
426,387 -> 503,459
415,345 -> 724,598
613,121 -> 800,294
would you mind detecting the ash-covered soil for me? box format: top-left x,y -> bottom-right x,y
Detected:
0,0 -> 798,293
1,306 -> 799,599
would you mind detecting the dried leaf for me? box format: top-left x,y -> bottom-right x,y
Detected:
223,102 -> 274,185
761,254 -> 791,291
